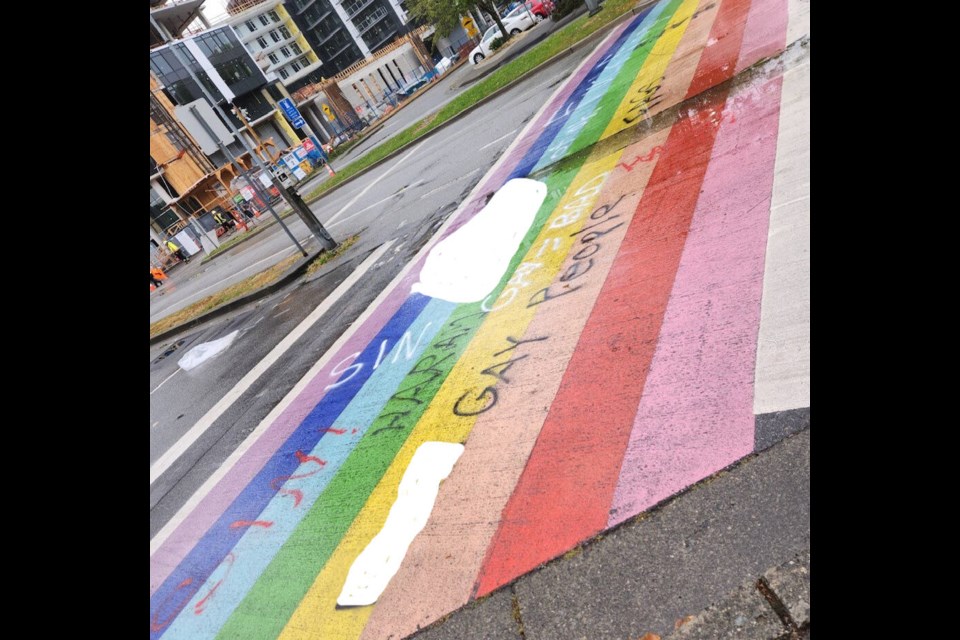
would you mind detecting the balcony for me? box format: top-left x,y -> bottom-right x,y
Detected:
356,6 -> 388,36
343,0 -> 375,19
367,27 -> 399,52
315,23 -> 344,45
305,9 -> 334,30
289,0 -> 317,15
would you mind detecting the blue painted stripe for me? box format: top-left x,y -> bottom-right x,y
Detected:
150,293 -> 432,639
161,299 -> 457,639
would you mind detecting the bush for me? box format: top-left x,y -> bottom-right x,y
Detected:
552,0 -> 582,20
490,36 -> 505,51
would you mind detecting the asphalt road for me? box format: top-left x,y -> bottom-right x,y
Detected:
150,44 -> 590,536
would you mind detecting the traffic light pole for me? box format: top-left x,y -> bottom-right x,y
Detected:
188,104 -> 307,257
168,43 -> 337,252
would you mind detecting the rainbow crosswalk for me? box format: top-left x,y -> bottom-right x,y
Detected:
150,0 -> 809,637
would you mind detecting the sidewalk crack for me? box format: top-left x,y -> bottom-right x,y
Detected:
757,577 -> 805,638
510,585 -> 527,639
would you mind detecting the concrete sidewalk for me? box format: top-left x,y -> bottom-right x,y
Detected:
410,430 -> 810,640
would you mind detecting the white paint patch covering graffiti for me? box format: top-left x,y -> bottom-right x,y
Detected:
411,178 -> 547,303
177,331 -> 239,371
336,441 -> 465,607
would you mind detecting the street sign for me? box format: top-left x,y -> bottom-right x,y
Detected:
461,15 -> 479,38
301,137 -> 316,152
321,103 -> 335,121
278,97 -> 307,129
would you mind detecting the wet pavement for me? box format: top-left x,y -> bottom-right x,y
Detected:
149,0 -> 810,638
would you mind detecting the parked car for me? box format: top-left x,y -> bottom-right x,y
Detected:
515,1 -> 556,19
468,6 -> 543,65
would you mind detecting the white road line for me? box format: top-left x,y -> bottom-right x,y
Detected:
479,129 -> 520,151
151,368 -> 181,395
324,140 -> 427,226
328,168 -> 481,230
331,179 -> 427,223
149,239 -> 396,487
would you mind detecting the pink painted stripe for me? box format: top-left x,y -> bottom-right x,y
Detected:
609,73 -> 785,526
734,0 -> 788,74
149,19 -> 634,592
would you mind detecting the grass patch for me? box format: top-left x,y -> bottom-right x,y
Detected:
302,0 -> 639,204
306,233 -> 359,275
150,253 -> 301,338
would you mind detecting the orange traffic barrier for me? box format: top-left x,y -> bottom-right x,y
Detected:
151,267 -> 168,280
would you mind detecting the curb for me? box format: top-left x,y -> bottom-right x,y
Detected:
150,245 -> 326,346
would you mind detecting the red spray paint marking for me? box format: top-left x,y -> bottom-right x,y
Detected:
150,577 -> 196,632
267,449 -> 328,507
618,145 -> 665,172
229,520 -> 273,529
193,553 -> 236,615
317,427 -> 347,435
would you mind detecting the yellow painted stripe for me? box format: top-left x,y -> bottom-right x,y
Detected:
278,149 -> 627,640
602,0 -> 702,141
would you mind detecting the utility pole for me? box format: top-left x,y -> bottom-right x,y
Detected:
188,104 -> 307,257
168,40 -> 337,252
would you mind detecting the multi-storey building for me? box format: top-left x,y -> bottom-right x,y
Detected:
149,2 -> 306,254
224,0 -> 324,94
283,0 -> 413,78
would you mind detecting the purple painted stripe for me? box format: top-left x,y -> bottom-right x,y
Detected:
608,74 -> 785,526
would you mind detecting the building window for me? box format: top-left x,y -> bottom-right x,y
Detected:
245,20 -> 257,32
299,56 -> 310,67
279,25 -> 291,39
259,15 -> 270,26
291,60 -> 301,72
269,10 -> 280,23
256,36 -> 268,48
291,43 -> 302,54
270,30 -> 281,43
268,52 -> 279,64
280,46 -> 291,58
278,68 -> 289,79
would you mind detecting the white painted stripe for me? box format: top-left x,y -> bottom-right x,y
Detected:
479,128 -> 520,151
337,442 -> 464,607
151,368 -> 180,395
753,59 -> 810,414
149,239 -> 396,487
151,32 -> 616,554
324,140 -> 428,226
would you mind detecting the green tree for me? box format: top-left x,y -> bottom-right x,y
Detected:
406,0 -> 512,43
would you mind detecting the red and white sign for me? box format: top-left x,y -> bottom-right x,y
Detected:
301,138 -> 316,152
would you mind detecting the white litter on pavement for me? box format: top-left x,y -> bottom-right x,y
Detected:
336,441 -> 465,607
411,178 -> 546,303
177,330 -> 239,371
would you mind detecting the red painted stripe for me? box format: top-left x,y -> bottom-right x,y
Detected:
474,91 -> 729,598
685,0 -> 754,99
